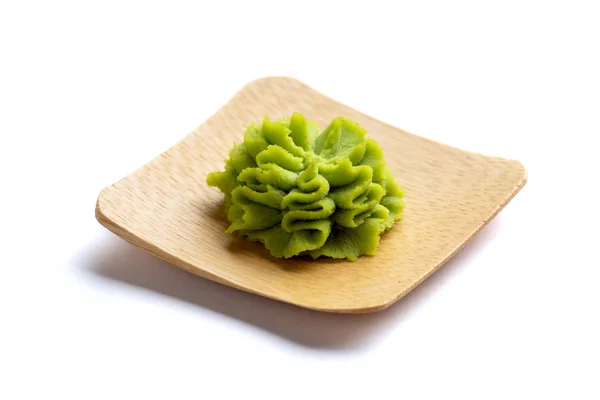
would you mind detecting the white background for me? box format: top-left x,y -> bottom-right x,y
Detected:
1,1 -> 599,399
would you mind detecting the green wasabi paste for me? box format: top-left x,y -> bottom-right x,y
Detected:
206,113 -> 405,261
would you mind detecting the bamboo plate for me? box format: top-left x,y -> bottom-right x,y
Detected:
95,76 -> 527,313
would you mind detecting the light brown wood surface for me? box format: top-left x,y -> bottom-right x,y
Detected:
95,76 -> 527,313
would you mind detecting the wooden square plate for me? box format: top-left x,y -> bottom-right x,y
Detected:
96,76 -> 527,313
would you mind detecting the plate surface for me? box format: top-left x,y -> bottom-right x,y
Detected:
96,76 -> 527,313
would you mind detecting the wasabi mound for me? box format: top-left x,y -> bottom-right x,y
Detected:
207,113 -> 405,261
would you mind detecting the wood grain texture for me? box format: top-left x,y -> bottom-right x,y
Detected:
95,76 -> 527,313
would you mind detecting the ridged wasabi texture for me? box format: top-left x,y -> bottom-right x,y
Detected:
207,113 -> 405,261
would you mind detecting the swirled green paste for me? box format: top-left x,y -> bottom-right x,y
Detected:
207,113 -> 405,261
